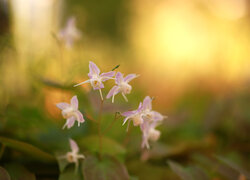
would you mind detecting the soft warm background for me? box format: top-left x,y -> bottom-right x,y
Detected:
0,0 -> 250,179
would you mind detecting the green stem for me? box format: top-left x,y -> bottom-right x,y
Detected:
98,99 -> 104,160
104,112 -> 121,133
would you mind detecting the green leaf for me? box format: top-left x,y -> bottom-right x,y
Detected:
168,161 -> 194,180
0,166 -> 11,180
82,155 -> 130,180
189,166 -> 209,180
215,155 -> 250,179
59,165 -> 83,180
79,135 -> 126,156
4,163 -> 36,180
0,136 -> 55,163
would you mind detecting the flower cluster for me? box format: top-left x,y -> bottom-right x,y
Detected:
74,61 -> 139,102
55,60 -> 165,171
122,96 -> 166,149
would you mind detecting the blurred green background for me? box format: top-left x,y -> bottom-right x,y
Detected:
0,0 -> 250,179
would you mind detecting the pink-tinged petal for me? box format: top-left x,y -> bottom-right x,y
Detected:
89,61 -> 100,76
122,117 -> 130,126
137,102 -> 143,112
152,111 -> 164,121
143,96 -> 152,110
122,110 -> 136,117
56,103 -> 70,110
71,96 -> 78,110
69,139 -> 79,153
124,74 -> 138,83
76,111 -> 85,123
100,71 -> 115,82
115,72 -> 124,84
106,85 -> 119,99
63,116 -> 76,129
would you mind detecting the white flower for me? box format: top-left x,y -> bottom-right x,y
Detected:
56,96 -> 85,129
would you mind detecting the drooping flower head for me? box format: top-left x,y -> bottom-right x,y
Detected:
59,139 -> 85,172
56,96 -> 85,129
74,61 -> 115,100
106,72 -> 139,103
122,96 -> 166,149
58,17 -> 81,48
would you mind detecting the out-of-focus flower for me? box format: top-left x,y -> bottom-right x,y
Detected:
122,96 -> 166,148
56,96 -> 85,129
58,17 -> 81,48
106,72 -> 139,103
74,61 -> 115,100
59,139 -> 85,172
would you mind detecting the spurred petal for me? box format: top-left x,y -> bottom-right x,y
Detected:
115,72 -> 124,84
124,74 -> 138,83
122,110 -> 136,117
89,61 -> 100,76
152,111 -> 164,122
106,85 -> 119,99
76,111 -> 85,123
56,103 -> 70,110
63,116 -> 76,129
143,96 -> 152,110
69,139 -> 79,153
100,71 -> 115,82
71,96 -> 78,110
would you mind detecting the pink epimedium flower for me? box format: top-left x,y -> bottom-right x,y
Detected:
74,61 -> 115,100
122,96 -> 166,148
106,72 -> 139,103
58,17 -> 81,48
122,102 -> 144,130
56,96 -> 85,129
59,139 -> 85,172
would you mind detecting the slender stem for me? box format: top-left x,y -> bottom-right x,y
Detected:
104,112 -> 121,133
98,99 -> 104,160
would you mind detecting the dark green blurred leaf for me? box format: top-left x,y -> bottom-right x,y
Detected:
215,155 -> 250,179
189,166 -> 209,180
79,135 -> 125,156
0,166 -> 11,180
168,161 -> 193,180
0,136 -> 55,163
59,165 -> 82,180
82,155 -> 129,180
4,163 -> 36,180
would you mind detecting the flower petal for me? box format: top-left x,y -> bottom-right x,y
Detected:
100,71 -> 115,82
115,72 -> 124,84
76,111 -> 85,123
56,103 -> 70,110
122,110 -> 136,117
142,96 -> 152,110
63,116 -> 76,129
124,74 -> 138,83
89,61 -> 100,76
71,96 -> 78,110
106,85 -> 119,99
152,111 -> 164,122
69,139 -> 79,153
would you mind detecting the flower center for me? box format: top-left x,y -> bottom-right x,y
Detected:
120,82 -> 132,94
62,107 -> 76,118
132,114 -> 143,126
